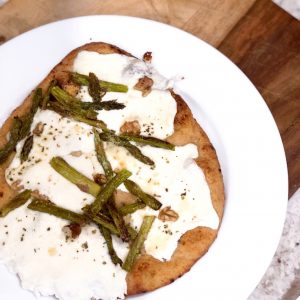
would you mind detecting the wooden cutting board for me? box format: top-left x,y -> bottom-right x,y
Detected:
0,0 -> 299,196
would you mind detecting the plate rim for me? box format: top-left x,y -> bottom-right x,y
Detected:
0,15 -> 288,300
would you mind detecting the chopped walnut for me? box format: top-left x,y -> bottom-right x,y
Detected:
11,180 -> 24,191
120,120 -> 141,135
134,76 -> 153,97
62,223 -> 82,240
33,122 -> 45,136
70,150 -> 82,157
93,173 -> 107,185
158,206 -> 179,222
143,51 -> 152,62
62,83 -> 80,96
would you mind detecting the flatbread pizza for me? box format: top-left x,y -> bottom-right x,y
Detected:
0,42 -> 224,300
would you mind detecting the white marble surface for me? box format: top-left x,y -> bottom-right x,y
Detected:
248,188 -> 300,300
273,0 -> 300,20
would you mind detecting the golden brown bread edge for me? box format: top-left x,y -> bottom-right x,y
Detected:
0,42 -> 225,296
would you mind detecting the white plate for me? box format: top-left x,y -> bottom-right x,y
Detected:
0,16 -> 288,300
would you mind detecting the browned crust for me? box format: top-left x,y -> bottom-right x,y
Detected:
0,42 -> 225,296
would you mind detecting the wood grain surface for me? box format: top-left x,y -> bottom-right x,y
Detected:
0,0 -> 299,196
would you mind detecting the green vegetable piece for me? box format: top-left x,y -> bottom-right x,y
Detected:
50,86 -> 98,120
123,215 -> 155,271
124,180 -> 162,210
120,134 -> 175,150
0,190 -> 31,217
126,224 -> 138,240
0,89 -> 43,165
28,198 -> 87,224
19,88 -> 43,140
0,117 -> 22,164
88,72 -> 106,103
99,226 -> 123,265
87,213 -> 119,235
47,101 -> 109,132
99,132 -> 154,166
107,201 -> 130,242
118,201 -> 146,215
99,80 -> 128,94
81,100 -> 125,111
90,169 -> 132,215
50,157 -> 101,197
70,72 -> 128,93
20,135 -> 33,163
41,79 -> 57,110
93,128 -> 113,180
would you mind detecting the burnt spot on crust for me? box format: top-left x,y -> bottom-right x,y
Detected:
0,191 -> 3,197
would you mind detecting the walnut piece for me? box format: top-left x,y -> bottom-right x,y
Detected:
143,51 -> 152,62
62,83 -> 80,96
158,206 -> 179,222
62,223 -> 82,240
93,173 -> 107,185
133,76 -> 154,97
120,120 -> 141,135
33,122 -> 45,136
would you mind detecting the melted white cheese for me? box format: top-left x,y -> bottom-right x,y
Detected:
104,144 -> 219,260
0,203 -> 127,300
73,51 -> 172,90
74,51 -> 177,139
2,50 -> 219,300
6,109 -> 101,213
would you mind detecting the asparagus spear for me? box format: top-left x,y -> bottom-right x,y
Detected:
126,224 -> 138,240
20,135 -> 33,163
93,128 -> 114,180
0,89 -> 43,164
50,157 -> 101,197
28,198 -> 87,224
50,86 -> 98,120
47,101 -> 109,132
87,213 -> 119,235
41,79 -> 57,110
0,117 -> 22,164
120,134 -> 175,150
51,85 -> 124,111
107,201 -> 130,242
118,201 -> 146,215
81,100 -> 125,111
89,169 -> 132,215
124,180 -> 162,210
99,225 -> 123,265
70,72 -> 128,93
19,88 -> 43,140
88,72 -> 106,102
123,215 -> 155,271
99,132 -> 154,166
0,190 -> 31,217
